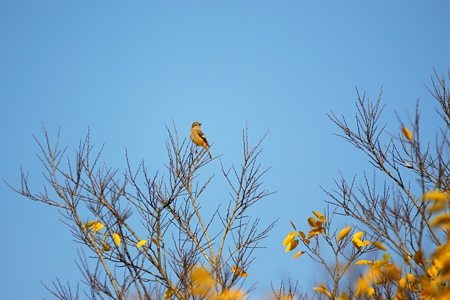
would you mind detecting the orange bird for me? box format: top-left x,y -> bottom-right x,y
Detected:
190,122 -> 212,158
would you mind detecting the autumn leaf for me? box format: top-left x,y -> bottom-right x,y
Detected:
372,241 -> 387,251
423,190 -> 449,202
431,213 -> 450,226
355,260 -> 373,265
282,231 -> 299,247
285,239 -> 299,252
102,242 -> 111,251
84,220 -> 104,232
164,289 -> 173,300
231,266 -> 248,277
137,239 -> 148,248
92,222 -> 104,232
401,127 -> 413,142
312,211 -> 326,222
337,226 -> 352,242
292,251 -> 305,259
313,283 -> 331,298
112,233 -> 120,246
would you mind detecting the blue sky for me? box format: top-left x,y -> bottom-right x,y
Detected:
1,1 -> 449,299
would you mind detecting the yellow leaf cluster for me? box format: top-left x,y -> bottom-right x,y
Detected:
307,212 -> 326,239
190,266 -> 246,300
312,282 -> 331,298
422,190 -> 450,202
84,220 -> 104,232
416,242 -> 450,298
231,266 -> 248,277
352,231 -> 371,250
355,254 -> 402,297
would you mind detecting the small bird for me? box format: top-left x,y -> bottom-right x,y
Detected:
190,122 -> 212,158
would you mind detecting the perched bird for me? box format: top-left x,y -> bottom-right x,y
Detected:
190,122 -> 212,158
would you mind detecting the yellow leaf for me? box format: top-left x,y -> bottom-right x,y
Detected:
299,231 -> 306,239
240,270 -> 248,277
112,233 -> 120,246
398,277 -> 407,289
312,211 -> 327,222
340,291 -> 350,300
431,213 -> 450,226
220,289 -> 246,299
337,226 -> 352,242
401,127 -> 413,142
282,231 -> 299,246
91,222 -> 104,232
231,266 -> 248,277
292,251 -> 305,259
102,242 -> 111,251
427,265 -> 439,279
413,249 -> 424,264
85,220 -> 97,228
164,289 -> 173,300
406,273 -> 415,282
313,283 -> 331,298
372,241 -> 387,251
285,239 -> 299,252
423,190 -> 449,201
308,227 -> 324,239
352,231 -> 364,240
307,217 -> 316,227
355,259 -> 373,265
137,239 -> 148,248
427,200 -> 447,213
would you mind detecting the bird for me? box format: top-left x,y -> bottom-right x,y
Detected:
190,122 -> 212,158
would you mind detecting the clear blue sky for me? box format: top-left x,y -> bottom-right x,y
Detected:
1,1 -> 449,299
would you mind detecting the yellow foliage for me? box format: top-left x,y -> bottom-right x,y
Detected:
101,241 -> 111,251
312,211 -> 327,223
431,213 -> 450,226
85,220 -> 104,232
112,233 -> 120,246
422,190 -> 450,202
401,126 -> 413,142
190,266 -> 246,300
372,241 -> 387,251
292,251 -> 305,260
351,230 -> 372,250
307,217 -> 316,227
285,239 -> 299,252
354,259 -> 373,265
164,289 -> 173,300
312,282 -> 331,298
336,226 -> 352,242
308,227 -> 324,239
137,239 -> 147,248
282,232 -> 299,246
231,266 -> 248,277
427,200 -> 447,213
